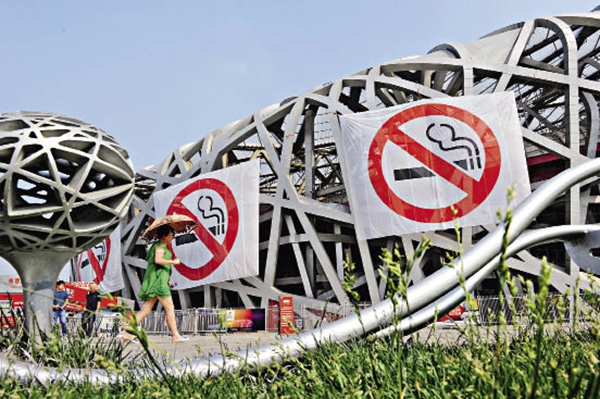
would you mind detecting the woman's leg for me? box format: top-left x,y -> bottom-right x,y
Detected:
135,298 -> 157,324
123,298 -> 156,340
157,296 -> 183,340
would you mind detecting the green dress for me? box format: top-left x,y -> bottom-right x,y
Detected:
138,242 -> 172,301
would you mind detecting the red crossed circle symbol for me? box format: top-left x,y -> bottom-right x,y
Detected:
86,238 -> 111,284
166,178 -> 239,280
368,103 -> 501,223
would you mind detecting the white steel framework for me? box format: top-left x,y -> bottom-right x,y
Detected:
121,7 -> 600,312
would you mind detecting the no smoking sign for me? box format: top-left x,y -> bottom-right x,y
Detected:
339,93 -> 530,238
166,178 -> 239,280
368,103 -> 501,223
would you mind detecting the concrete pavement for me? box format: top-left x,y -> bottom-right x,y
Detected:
120,331 -> 283,360
118,324 -> 471,360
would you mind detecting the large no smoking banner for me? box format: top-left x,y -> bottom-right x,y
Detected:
153,160 -> 259,289
338,92 -> 531,240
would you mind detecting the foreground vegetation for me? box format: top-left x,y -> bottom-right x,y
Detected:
0,255 -> 598,398
0,313 -> 598,398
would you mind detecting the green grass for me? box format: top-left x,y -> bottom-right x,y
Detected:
0,318 -> 598,398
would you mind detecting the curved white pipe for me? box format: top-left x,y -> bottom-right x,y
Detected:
373,224 -> 600,338
2,158 -> 600,384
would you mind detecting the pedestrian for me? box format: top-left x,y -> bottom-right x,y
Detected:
52,280 -> 69,336
82,282 -> 101,337
122,224 -> 188,343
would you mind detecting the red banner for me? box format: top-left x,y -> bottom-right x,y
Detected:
0,284 -> 123,313
64,283 -> 88,311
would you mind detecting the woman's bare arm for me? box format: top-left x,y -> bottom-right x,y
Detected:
154,247 -> 181,266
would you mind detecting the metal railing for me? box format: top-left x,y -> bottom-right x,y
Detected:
138,309 -> 227,335
476,293 -> 576,325
60,309 -> 227,336
297,294 -> 590,329
58,292 -> 593,337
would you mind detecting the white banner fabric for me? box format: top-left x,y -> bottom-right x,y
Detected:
76,226 -> 124,293
153,160 -> 259,289
338,92 -> 531,239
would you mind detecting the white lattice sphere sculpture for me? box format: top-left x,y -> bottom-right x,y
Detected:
0,111 -> 134,338
0,111 -> 135,252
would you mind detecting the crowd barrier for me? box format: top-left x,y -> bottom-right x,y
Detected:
54,293 -> 590,336
122,309 -> 228,335
60,309 -> 227,336
476,293 -> 580,325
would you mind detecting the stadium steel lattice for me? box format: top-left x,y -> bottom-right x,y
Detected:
120,6 -> 600,313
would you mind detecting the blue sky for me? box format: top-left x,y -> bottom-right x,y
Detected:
0,1 -> 596,171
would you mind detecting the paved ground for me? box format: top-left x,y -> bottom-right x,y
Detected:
121,331 -> 283,360
120,323 -> 473,360
120,321 -> 586,363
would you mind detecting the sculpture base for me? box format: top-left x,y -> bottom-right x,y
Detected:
1,251 -> 75,340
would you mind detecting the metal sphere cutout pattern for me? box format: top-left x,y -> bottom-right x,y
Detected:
0,111 -> 135,253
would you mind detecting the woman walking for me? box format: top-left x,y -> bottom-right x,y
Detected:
122,223 -> 188,343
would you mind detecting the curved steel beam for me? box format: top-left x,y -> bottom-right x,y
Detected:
373,224 -> 600,338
